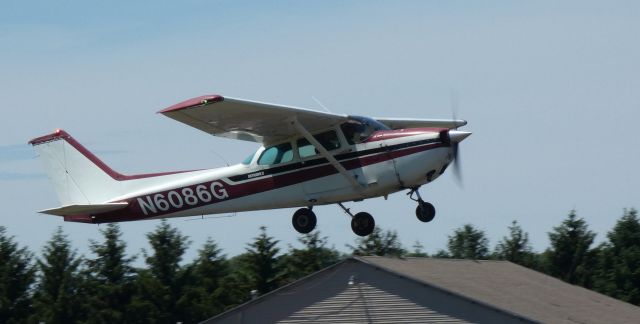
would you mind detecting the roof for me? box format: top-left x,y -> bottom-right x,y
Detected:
205,257 -> 640,324
206,258 -> 534,323
358,256 -> 640,324
279,281 -> 469,324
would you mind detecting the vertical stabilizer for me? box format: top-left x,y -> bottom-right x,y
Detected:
29,130 -> 121,205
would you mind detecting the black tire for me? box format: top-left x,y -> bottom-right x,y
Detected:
416,201 -> 436,222
292,208 -> 317,234
351,212 -> 375,236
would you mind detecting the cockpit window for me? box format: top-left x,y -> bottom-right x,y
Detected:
297,130 -> 341,158
241,152 -> 255,165
258,142 -> 294,165
341,116 -> 390,144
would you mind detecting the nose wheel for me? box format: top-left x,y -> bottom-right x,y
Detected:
408,187 -> 436,223
292,207 -> 317,234
416,201 -> 435,222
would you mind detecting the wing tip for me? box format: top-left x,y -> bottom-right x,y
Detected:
158,94 -> 224,114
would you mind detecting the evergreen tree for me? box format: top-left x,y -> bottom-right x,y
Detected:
31,227 -> 87,324
407,241 -> 429,257
446,224 -> 489,259
282,231 -> 342,281
593,208 -> 640,304
494,220 -> 535,266
181,238 -> 233,321
0,226 -> 35,324
84,223 -> 136,323
132,220 -> 191,324
349,227 -> 406,257
543,210 -> 596,286
241,226 -> 282,295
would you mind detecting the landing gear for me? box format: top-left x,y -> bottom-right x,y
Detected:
408,187 -> 436,223
338,203 -> 376,236
292,208 -> 317,234
351,212 -> 375,236
416,201 -> 435,222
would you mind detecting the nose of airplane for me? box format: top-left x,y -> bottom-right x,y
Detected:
448,130 -> 472,143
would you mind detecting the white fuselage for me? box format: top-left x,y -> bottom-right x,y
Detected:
94,130 -> 452,223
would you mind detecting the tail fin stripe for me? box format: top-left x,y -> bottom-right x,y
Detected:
29,130 -> 196,181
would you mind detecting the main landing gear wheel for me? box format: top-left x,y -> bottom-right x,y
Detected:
292,208 -> 317,234
351,212 -> 375,237
416,201 -> 436,222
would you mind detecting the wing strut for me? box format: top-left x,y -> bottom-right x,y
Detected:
290,118 -> 365,192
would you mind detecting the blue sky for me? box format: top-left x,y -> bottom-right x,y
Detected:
1,1 -> 639,262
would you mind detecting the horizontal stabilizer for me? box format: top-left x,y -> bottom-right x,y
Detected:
39,203 -> 128,216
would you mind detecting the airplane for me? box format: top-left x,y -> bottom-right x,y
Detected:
29,94 -> 470,236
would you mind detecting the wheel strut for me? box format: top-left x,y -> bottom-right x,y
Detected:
337,202 -> 355,218
407,187 -> 424,203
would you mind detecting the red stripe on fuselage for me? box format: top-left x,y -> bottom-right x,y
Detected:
67,141 -> 445,223
365,128 -> 447,143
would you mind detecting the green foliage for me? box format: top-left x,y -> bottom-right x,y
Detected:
494,220 -> 535,266
84,223 -> 136,323
135,219 -> 192,323
349,227 -> 407,257
593,209 -> 640,304
1,206 -> 639,320
180,238 -> 236,321
0,226 -> 35,324
444,224 -> 489,259
31,227 -> 87,324
282,231 -> 342,281
240,226 -> 283,295
406,241 -> 429,257
542,210 -> 597,286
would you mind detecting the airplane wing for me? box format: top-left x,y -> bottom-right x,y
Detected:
159,95 -> 348,144
375,117 -> 467,130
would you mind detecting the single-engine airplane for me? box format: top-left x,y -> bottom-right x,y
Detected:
30,94 -> 470,236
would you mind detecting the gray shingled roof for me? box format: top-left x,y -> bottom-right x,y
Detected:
359,256 -> 640,324
279,282 -> 469,324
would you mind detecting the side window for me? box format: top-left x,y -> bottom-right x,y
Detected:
341,122 -> 365,145
297,130 -> 341,158
297,139 -> 316,158
258,143 -> 293,165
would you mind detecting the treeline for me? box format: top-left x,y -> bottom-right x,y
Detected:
1,208 -> 639,323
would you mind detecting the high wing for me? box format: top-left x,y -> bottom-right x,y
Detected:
159,95 -> 348,144
375,117 -> 467,130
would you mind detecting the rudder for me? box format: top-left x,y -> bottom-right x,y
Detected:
29,130 -> 121,205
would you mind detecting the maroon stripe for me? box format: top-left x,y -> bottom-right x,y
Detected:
364,128 -> 448,143
29,129 -> 199,181
158,94 -> 224,113
66,142 -> 443,223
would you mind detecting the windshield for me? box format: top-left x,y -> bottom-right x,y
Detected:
241,151 -> 256,165
340,116 -> 390,144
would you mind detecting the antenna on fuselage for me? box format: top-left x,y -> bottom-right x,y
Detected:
184,213 -> 236,221
311,96 -> 333,113
209,149 -> 230,167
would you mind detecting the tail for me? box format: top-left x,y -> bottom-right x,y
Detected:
29,129 -> 124,205
29,129 -> 192,208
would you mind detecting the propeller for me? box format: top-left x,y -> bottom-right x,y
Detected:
448,90 -> 468,187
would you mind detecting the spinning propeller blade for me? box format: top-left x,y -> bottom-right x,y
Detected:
448,91 -> 469,187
